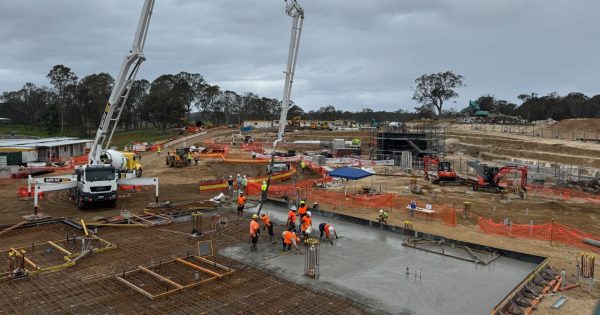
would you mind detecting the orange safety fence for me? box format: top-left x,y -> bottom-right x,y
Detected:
530,186 -> 600,204
253,179 -> 457,226
241,142 -> 264,154
478,217 -> 600,253
17,186 -> 45,199
71,156 -> 88,165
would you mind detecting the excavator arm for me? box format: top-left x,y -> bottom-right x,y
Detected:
493,166 -> 528,191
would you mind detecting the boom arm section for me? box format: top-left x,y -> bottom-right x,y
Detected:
89,0 -> 155,165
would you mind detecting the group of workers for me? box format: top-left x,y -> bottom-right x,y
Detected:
228,174 -> 249,198
248,199 -> 339,252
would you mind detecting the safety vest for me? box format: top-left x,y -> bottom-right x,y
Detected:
301,216 -> 311,231
237,196 -> 246,206
301,161 -> 306,168
298,204 -> 308,215
288,210 -> 296,223
249,220 -> 260,236
261,183 -> 267,192
261,215 -> 271,226
324,223 -> 332,237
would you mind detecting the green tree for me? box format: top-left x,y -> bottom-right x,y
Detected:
142,74 -> 190,132
46,65 -> 78,134
412,71 -> 465,116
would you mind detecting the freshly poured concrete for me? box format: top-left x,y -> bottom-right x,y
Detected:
221,203 -> 537,315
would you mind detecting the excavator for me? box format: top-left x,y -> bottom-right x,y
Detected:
471,164 -> 528,194
423,156 -> 463,185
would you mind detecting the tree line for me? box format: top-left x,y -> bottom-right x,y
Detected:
0,65 -> 285,136
2,66 -> 599,138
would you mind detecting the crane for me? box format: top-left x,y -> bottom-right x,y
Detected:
257,0 -> 304,215
28,0 -> 159,213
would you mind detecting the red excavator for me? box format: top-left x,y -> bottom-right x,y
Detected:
471,164 -> 528,194
423,157 -> 463,185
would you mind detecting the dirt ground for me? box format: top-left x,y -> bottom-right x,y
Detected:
1,125 -> 599,314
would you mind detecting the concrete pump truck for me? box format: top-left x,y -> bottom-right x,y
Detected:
28,0 -> 159,212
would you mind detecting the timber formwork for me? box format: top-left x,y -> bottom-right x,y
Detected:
0,211 -> 370,314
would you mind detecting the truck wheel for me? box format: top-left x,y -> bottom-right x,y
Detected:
77,196 -> 86,210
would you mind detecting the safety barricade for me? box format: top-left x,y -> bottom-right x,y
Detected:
478,217 -> 600,253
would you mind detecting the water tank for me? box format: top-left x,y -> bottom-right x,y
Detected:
103,149 -> 128,171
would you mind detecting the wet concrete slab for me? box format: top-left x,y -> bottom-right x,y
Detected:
221,203 -> 539,315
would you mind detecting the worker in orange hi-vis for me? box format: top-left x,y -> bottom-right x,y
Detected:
298,200 -> 308,219
301,211 -> 313,239
319,222 -> 339,245
249,214 -> 260,251
237,192 -> 247,217
282,228 -> 300,252
260,213 -> 275,242
287,206 -> 297,230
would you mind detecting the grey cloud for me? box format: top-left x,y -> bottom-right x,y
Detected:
1,0 -> 599,112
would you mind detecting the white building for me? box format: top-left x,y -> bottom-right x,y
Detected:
0,137 -> 93,164
242,120 -> 281,129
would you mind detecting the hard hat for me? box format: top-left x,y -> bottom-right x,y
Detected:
252,214 -> 258,219
306,211 -> 311,217
328,226 -> 335,234
237,173 -> 240,176
290,205 -> 297,211
229,175 -> 233,178
379,209 -> 384,215
243,175 -> 247,178
239,191 -> 244,195
262,181 -> 266,184
300,200 -> 306,204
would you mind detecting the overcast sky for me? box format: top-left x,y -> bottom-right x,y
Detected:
1,0 -> 599,112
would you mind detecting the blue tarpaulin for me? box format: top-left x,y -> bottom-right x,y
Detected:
328,167 -> 373,180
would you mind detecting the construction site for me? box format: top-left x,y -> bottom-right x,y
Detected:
1,1 -> 600,315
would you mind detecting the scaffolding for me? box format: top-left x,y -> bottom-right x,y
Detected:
369,120 -> 446,165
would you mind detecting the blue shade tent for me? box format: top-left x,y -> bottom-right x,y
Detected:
328,167 -> 373,195
328,167 -> 373,180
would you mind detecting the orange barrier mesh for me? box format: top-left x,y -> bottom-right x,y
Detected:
17,186 -> 44,199
530,186 -> 600,204
253,179 -> 457,226
478,217 -> 600,252
241,142 -> 264,154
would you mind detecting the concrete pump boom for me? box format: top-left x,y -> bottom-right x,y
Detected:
258,0 -> 304,215
89,0 -> 155,165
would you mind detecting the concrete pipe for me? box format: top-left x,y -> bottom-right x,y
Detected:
583,238 -> 600,248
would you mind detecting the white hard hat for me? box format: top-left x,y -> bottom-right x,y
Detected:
237,173 -> 240,176
229,175 -> 233,178
290,206 -> 297,211
262,181 -> 266,184
379,209 -> 384,215
243,175 -> 247,178
306,211 -> 311,217
328,226 -> 334,234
